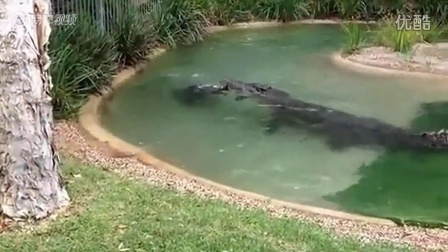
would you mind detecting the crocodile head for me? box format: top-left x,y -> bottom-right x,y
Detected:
420,129 -> 448,149
219,79 -> 272,99
172,83 -> 228,106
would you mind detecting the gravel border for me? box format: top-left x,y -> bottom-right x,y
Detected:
54,121 -> 448,251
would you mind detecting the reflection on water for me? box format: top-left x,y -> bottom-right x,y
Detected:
101,24 -> 448,224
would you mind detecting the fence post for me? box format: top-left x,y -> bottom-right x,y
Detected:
95,0 -> 106,33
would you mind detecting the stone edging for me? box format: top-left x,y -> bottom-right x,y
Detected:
331,52 -> 448,80
78,20 -> 396,226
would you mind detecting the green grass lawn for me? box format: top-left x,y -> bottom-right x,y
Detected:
0,159 -> 414,252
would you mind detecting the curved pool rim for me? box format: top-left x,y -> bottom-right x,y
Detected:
78,20 -> 448,226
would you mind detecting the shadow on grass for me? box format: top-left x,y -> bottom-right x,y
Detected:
325,101 -> 448,228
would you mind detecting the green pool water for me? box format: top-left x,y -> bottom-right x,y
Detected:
101,24 -> 448,225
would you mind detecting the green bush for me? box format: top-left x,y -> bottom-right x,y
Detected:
333,0 -> 367,20
202,0 -> 255,25
55,16 -> 118,89
50,44 -> 97,118
111,8 -> 157,66
149,0 -> 210,47
50,16 -> 117,118
370,18 -> 420,53
254,0 -> 311,22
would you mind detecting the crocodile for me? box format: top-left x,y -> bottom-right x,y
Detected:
173,79 -> 448,151
171,83 -> 229,106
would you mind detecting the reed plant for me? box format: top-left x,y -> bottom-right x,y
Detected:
341,23 -> 365,55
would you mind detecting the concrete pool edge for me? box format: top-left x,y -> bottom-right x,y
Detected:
331,51 -> 448,79
78,20 -> 397,226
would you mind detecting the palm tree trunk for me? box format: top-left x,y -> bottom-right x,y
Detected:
0,0 -> 70,219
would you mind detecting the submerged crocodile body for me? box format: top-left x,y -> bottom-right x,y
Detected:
173,79 -> 448,151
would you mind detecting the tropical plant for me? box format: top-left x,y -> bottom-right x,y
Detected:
49,16 -> 117,118
112,7 -> 157,66
198,0 -> 255,25
149,0 -> 210,47
334,0 -> 367,20
50,44 -> 99,118
254,0 -> 311,22
308,0 -> 330,19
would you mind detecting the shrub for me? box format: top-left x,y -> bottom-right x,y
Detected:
57,16 -> 118,90
111,7 -> 157,66
148,0 -> 210,47
334,0 -> 367,20
50,44 -> 98,118
371,0 -> 411,17
50,16 -> 117,118
308,0 -> 332,19
203,0 -> 255,25
415,1 -> 448,25
370,18 -> 420,53
254,0 -> 311,22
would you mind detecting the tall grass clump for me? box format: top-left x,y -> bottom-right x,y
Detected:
333,0 -> 367,20
415,0 -> 448,25
191,0 -> 255,25
341,23 -> 365,54
308,0 -> 334,19
254,0 -> 311,22
111,6 -> 157,66
370,18 -> 420,53
146,0 -> 209,47
416,19 -> 447,43
49,16 -> 118,118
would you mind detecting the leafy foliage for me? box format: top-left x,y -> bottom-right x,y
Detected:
111,8 -> 157,66
367,17 -> 445,52
369,18 -> 419,52
254,0 -> 311,22
147,0 -> 209,47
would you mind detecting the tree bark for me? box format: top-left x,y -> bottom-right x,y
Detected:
0,0 -> 70,219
